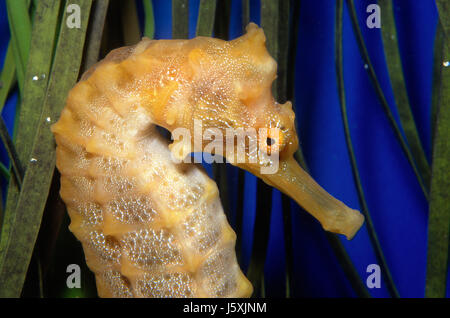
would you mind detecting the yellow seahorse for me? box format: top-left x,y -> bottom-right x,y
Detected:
51,23 -> 364,298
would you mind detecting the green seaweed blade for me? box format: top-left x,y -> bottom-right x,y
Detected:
0,0 -> 61,279
425,1 -> 450,298
172,0 -> 189,39
5,0 -> 31,94
0,0 -> 92,297
379,0 -> 431,188
142,0 -> 155,39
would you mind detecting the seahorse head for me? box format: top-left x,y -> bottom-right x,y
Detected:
141,23 -> 363,239
165,23 -> 298,169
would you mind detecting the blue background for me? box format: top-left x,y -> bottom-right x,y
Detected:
0,0 -> 446,297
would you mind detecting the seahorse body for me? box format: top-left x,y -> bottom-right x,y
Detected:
52,23 -> 364,297
51,31 -> 262,298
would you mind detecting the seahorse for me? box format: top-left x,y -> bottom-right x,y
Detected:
51,23 -> 364,298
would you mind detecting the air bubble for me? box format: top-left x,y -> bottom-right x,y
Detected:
30,158 -> 37,162
443,61 -> 449,67
32,76 -> 39,81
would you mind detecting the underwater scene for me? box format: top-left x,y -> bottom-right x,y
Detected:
0,0 -> 448,301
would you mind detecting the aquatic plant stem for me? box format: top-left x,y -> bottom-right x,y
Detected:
0,0 -> 92,297
425,2 -> 450,298
0,117 -> 23,187
0,0 -> 61,277
379,0 -> 430,188
172,0 -> 189,39
196,0 -> 216,37
142,0 -> 155,39
0,42 -> 17,113
346,0 -> 429,200
5,0 -> 31,94
336,0 -> 400,298
82,0 -> 109,72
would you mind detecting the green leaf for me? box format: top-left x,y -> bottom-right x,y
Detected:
41,0 -> 109,296
0,117 -> 23,187
337,0 -> 399,298
142,0 -> 155,39
0,162 -> 9,229
431,18 -> 446,146
242,0 -> 249,27
0,0 -> 62,278
6,0 -> 31,94
0,41 -> 17,189
346,0 -> 429,200
425,5 -> 450,298
379,0 -> 430,188
0,0 -> 92,297
0,162 -> 10,181
435,0 -> 450,38
172,0 -> 189,39
122,0 -> 141,46
82,0 -> 109,71
0,42 -> 17,113
196,0 -> 217,37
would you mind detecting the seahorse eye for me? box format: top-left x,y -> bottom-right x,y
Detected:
259,128 -> 285,156
266,137 -> 275,146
